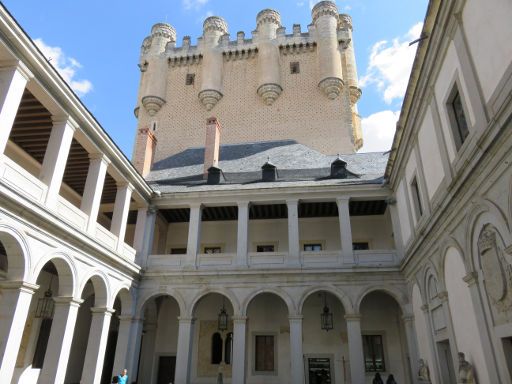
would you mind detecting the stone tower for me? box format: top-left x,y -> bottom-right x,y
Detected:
133,0 -> 362,175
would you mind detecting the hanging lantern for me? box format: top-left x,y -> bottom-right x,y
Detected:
35,276 -> 54,319
320,293 -> 333,331
218,298 -> 229,332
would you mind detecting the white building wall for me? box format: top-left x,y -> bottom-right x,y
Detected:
248,219 -> 289,252
299,217 -> 341,250
351,212 -> 395,250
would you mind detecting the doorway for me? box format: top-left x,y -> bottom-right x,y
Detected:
305,355 -> 334,384
157,355 -> 176,384
437,340 -> 455,383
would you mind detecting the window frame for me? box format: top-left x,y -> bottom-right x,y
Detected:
202,244 -> 223,254
352,241 -> 370,251
446,83 -> 470,151
362,333 -> 386,373
253,242 -> 278,253
185,73 -> 195,85
410,175 -> 423,221
252,332 -> 278,376
290,61 -> 300,74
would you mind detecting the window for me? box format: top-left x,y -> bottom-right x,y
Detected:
152,121 -> 157,131
170,248 -> 187,254
186,73 -> 195,85
411,176 -> 423,219
255,335 -> 275,372
353,242 -> 369,250
290,62 -> 300,74
204,246 -> 222,254
303,243 -> 322,252
363,335 -> 386,372
448,87 -> 469,150
33,318 -> 52,368
257,245 -> 275,252
224,332 -> 233,364
211,332 -> 223,364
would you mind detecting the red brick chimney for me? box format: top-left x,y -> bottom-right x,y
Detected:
133,127 -> 157,177
203,117 -> 221,176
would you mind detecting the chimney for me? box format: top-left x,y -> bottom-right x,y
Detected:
133,127 -> 157,177
203,117 -> 221,177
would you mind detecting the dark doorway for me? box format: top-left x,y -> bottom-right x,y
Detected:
437,340 -> 456,383
157,356 -> 176,384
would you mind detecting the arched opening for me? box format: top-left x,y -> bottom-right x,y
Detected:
0,230 -> 27,281
190,292 -> 235,381
301,290 -> 346,384
137,295 -> 180,384
359,290 -> 408,384
246,292 -> 290,383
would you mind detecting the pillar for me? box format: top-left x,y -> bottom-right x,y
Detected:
0,281 -> 37,383
232,316 -> 247,383
80,307 -> 114,384
289,315 -> 305,384
345,314 -> 365,384
388,201 -> 404,261
175,317 -> 194,384
133,206 -> 157,268
287,199 -> 301,266
110,182 -> 134,252
38,297 -> 83,384
0,61 -> 32,155
403,314 -> 420,384
112,316 -> 143,379
40,118 -> 76,208
185,204 -> 201,267
236,202 -> 249,267
337,197 -> 354,264
81,153 -> 110,233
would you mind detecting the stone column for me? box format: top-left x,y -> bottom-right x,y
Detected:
110,182 -> 134,252
289,315 -> 305,384
0,281 -> 37,383
40,118 -> 76,208
236,202 -> 249,267
345,314 -> 365,384
80,307 -> 114,384
112,316 -> 143,379
232,316 -> 247,384
38,297 -> 83,384
388,202 -> 404,262
80,153 -> 110,233
336,197 -> 354,264
403,314 -> 420,384
133,206 -> 157,268
0,61 -> 32,156
185,204 -> 201,267
175,317 -> 195,384
286,199 -> 301,266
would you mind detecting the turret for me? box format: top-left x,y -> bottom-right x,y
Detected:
312,1 -> 344,99
198,16 -> 228,111
139,23 -> 176,116
255,9 -> 283,105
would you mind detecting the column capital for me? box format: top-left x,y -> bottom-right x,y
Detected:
0,280 -> 39,293
336,196 -> 350,204
51,115 -> 78,131
437,290 -> 449,302
232,315 -> 248,323
88,152 -> 111,164
148,205 -> 158,214
116,181 -> 135,191
189,202 -> 202,209
286,199 -> 299,206
288,315 -> 304,321
118,315 -> 139,322
344,313 -> 361,321
463,271 -> 479,286
237,201 -> 250,208
420,304 -> 429,313
402,314 -> 415,323
53,296 -> 84,307
90,307 -> 115,315
0,59 -> 33,80
177,316 -> 196,324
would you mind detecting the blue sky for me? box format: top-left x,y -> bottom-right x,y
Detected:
3,0 -> 428,156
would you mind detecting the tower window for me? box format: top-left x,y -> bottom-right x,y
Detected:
290,62 -> 300,74
448,86 -> 469,150
411,176 -> 423,220
186,73 -> 195,85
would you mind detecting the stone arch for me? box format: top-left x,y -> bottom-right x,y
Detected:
32,251 -> 76,297
137,290 -> 186,318
111,285 -> 134,316
297,285 -> 353,315
423,264 -> 441,303
77,270 -> 110,308
439,236 -> 469,287
355,285 -> 408,314
188,287 -> 240,317
242,287 -> 296,316
0,224 -> 30,281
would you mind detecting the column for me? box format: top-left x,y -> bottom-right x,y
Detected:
336,197 -> 354,264
388,202 -> 404,262
80,153 -> 109,233
38,297 -> 83,384
402,314 -> 420,384
40,117 -> 76,208
133,206 -> 157,268
286,199 -> 301,266
112,316 -> 143,379
0,61 -> 32,156
345,314 -> 365,384
80,307 -> 114,384
289,315 -> 305,384
0,281 -> 37,383
236,202 -> 249,267
110,182 -> 134,252
175,317 -> 194,384
232,316 -> 247,384
185,204 -> 201,267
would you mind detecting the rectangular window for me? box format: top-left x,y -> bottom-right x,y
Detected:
204,246 -> 222,254
411,176 -> 423,219
290,62 -> 300,74
363,335 -> 386,372
186,73 -> 195,85
353,242 -> 369,250
255,335 -> 275,372
257,245 -> 275,252
33,318 -> 53,368
170,248 -> 187,254
303,243 -> 322,252
448,87 -> 469,150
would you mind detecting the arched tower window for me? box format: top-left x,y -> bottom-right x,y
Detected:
224,332 -> 233,364
211,332 -> 223,364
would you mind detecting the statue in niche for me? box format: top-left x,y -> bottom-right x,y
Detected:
458,352 -> 476,383
418,358 -> 431,383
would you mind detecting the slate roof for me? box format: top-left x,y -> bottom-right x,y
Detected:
147,140 -> 388,193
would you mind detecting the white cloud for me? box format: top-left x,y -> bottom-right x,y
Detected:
360,22 -> 423,104
359,110 -> 400,153
34,38 -> 92,97
183,0 -> 209,11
